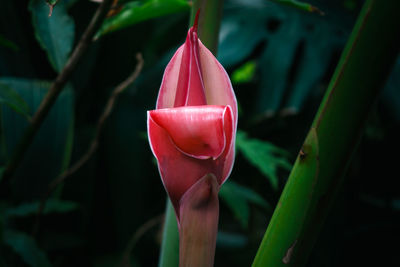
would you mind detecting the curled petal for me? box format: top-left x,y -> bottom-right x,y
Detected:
147,105 -> 235,217
149,105 -> 226,160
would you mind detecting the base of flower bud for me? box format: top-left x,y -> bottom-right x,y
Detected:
178,173 -> 219,267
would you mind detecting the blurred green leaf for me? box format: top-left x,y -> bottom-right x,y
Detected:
219,2 -> 347,115
218,9 -> 266,67
29,0 -> 75,72
236,130 -> 291,190
95,0 -> 190,38
216,231 -> 248,249
382,57 -> 400,121
343,0 -> 357,10
232,60 -> 256,84
270,0 -> 323,14
94,253 -> 140,267
5,199 -> 79,218
0,34 -> 19,51
220,180 -> 270,229
46,0 -> 59,5
0,82 -> 31,120
0,166 -> 4,182
3,230 -> 52,267
0,78 -> 74,200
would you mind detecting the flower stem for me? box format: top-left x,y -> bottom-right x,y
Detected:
158,1 -> 224,266
158,200 -> 179,267
189,0 -> 224,55
178,174 -> 219,267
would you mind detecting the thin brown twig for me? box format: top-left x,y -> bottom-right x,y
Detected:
1,0 -> 114,184
32,53 -> 144,237
119,214 -> 164,267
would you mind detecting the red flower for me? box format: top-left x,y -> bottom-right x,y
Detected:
147,14 -> 237,222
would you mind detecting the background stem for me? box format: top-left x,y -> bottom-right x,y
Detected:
252,0 -> 400,266
158,1 -> 224,266
158,200 -> 179,267
189,0 -> 224,55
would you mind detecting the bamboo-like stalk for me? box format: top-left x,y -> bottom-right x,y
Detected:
252,1 -> 400,266
157,1 -> 224,266
158,200 -> 179,267
189,0 -> 223,55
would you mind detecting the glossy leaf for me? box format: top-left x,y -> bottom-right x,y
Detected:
3,230 -> 52,267
0,82 -> 30,120
29,0 -> 75,72
95,0 -> 190,38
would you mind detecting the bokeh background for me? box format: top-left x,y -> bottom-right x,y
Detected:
0,0 -> 399,266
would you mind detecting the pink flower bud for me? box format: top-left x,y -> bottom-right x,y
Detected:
147,15 -> 237,222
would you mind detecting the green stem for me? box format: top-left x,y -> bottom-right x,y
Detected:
158,200 -> 179,267
189,0 -> 223,55
158,1 -> 224,266
252,0 -> 400,266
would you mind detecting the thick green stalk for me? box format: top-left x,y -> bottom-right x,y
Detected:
157,1 -> 224,267
159,200 -> 179,267
252,1 -> 400,266
189,0 -> 223,55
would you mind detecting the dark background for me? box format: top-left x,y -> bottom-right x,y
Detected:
0,0 -> 399,266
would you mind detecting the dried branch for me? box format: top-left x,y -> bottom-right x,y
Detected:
32,53 -> 144,236
1,0 -> 114,183
119,214 -> 164,267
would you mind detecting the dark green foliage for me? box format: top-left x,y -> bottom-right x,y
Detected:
0,78 -> 74,200
0,82 -> 31,120
96,0 -> 190,38
219,180 -> 270,229
3,230 -> 52,267
29,0 -> 75,72
236,131 -> 291,190
218,1 -> 348,116
0,0 -> 399,266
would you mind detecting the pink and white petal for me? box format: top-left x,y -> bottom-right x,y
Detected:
214,105 -> 235,185
156,45 -> 184,109
149,106 -> 226,160
174,29 -> 207,107
198,40 -> 238,125
147,112 -> 217,217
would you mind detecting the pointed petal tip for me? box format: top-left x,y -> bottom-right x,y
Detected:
193,9 -> 201,33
